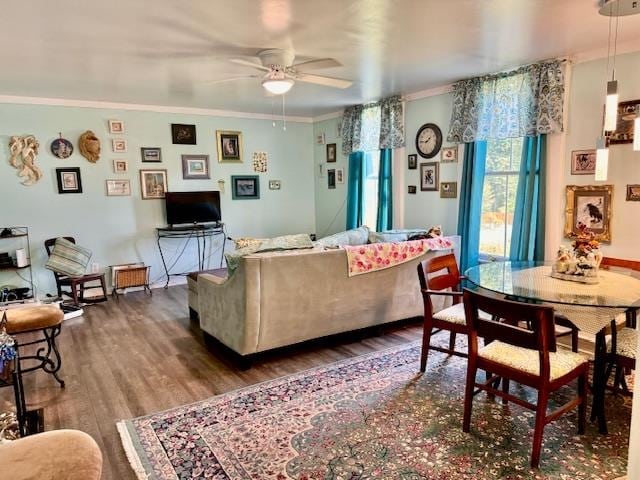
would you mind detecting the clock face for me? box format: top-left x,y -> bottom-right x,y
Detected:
416,123 -> 443,158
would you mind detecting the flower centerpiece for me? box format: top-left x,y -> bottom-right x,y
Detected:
551,222 -> 603,284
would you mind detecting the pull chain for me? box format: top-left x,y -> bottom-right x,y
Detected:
282,94 -> 287,131
271,98 -> 276,127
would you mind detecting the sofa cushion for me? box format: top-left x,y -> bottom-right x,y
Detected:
45,238 -> 92,277
314,226 -> 370,248
369,229 -> 428,244
225,234 -> 314,272
233,237 -> 265,250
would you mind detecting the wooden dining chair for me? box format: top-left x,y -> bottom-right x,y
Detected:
601,256 -> 640,393
462,289 -> 589,468
417,254 -> 491,372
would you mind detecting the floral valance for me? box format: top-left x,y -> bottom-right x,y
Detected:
447,60 -> 566,143
341,95 -> 405,155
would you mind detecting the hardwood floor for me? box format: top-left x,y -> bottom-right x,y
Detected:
0,286 -> 422,480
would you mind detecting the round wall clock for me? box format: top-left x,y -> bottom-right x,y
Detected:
415,123 -> 443,159
51,135 -> 74,159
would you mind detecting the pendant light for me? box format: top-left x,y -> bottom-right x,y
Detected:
595,137 -> 610,181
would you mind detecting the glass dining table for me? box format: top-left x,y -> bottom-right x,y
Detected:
465,261 -> 640,434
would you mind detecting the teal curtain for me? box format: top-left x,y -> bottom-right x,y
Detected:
457,141 -> 487,273
346,151 -> 365,229
510,135 -> 546,261
376,149 -> 393,231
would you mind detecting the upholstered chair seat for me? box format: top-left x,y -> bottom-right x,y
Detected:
479,341 -> 588,381
432,302 -> 490,325
607,327 -> 637,359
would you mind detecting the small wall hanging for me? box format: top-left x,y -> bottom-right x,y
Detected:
51,133 -> 73,159
78,130 -> 101,163
108,119 -> 125,134
112,139 -> 128,153
9,135 -> 42,185
252,151 -> 268,173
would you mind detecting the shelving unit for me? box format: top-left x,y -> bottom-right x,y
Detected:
0,226 -> 35,306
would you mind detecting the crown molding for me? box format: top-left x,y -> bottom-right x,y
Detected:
312,110 -> 343,123
571,39 -> 640,64
0,95 -> 314,123
404,84 -> 454,101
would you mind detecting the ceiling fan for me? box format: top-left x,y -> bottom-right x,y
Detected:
207,48 -> 353,95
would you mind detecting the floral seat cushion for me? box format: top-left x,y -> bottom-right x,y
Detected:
608,327 -> 637,360
432,302 -> 491,325
478,340 -> 588,381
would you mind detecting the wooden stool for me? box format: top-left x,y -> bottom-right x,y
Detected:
5,305 -> 65,387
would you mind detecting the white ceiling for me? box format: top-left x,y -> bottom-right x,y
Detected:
1,0 -> 640,117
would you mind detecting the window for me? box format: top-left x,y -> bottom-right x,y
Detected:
362,152 -> 380,229
479,137 -> 523,259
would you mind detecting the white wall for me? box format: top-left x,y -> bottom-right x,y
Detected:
313,117 -> 348,236
556,51 -> 640,259
0,103 -> 315,296
404,93 -> 461,236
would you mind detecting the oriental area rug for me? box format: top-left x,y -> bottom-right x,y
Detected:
118,339 -> 631,480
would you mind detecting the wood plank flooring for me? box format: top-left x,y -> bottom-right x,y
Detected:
0,286 -> 422,480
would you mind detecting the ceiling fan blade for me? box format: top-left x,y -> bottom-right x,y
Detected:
291,58 -> 342,72
200,75 -> 259,85
295,73 -> 353,89
229,58 -> 271,72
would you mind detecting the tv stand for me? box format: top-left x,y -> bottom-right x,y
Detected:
156,223 -> 226,288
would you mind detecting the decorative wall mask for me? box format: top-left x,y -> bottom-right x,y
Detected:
9,135 -> 42,185
51,133 -> 74,159
78,130 -> 101,163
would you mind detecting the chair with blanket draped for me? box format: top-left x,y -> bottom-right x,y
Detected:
44,237 -> 107,305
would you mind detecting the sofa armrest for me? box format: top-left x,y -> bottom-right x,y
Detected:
197,258 -> 261,356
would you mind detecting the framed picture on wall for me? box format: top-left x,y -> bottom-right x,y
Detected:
440,181 -> 457,198
564,184 -> 612,242
326,143 -> 337,162
327,169 -> 336,189
441,146 -> 458,163
56,167 -> 82,194
408,185 -> 417,194
627,184 -> 640,201
336,168 -> 344,184
171,124 -> 197,145
608,99 -> 640,144
571,149 -> 596,175
231,175 -> 259,199
113,159 -> 128,173
420,162 -> 439,191
217,130 -> 243,162
408,154 -> 417,170
141,147 -> 162,163
139,169 -> 168,199
112,139 -> 128,153
181,155 -> 210,179
106,179 -> 131,196
108,120 -> 125,134
269,180 -> 282,190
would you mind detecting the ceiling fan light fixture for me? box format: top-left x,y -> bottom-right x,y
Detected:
262,78 -> 294,95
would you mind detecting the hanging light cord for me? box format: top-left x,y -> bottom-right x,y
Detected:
612,1 -> 620,81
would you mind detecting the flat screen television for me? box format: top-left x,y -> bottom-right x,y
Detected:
165,191 -> 221,226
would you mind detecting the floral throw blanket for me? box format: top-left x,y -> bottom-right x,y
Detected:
343,237 -> 454,277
